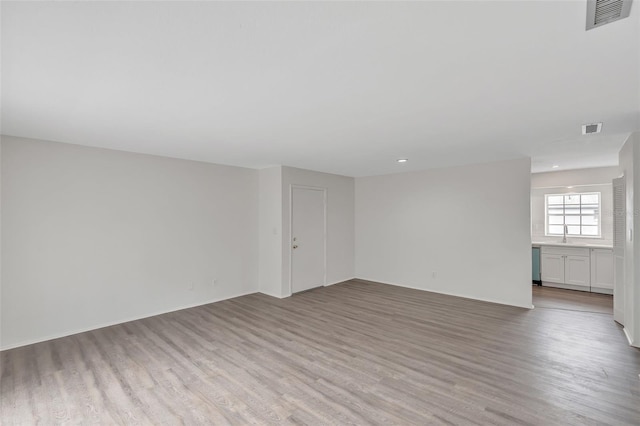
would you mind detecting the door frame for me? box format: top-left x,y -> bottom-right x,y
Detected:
613,175 -> 625,325
288,184 -> 327,295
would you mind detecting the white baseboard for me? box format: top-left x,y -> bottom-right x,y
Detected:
1,290 -> 258,352
325,278 -> 355,287
623,327 -> 635,346
258,290 -> 288,299
260,278 -> 355,299
590,287 -> 614,295
354,277 -> 534,309
541,282 -> 614,296
591,287 -> 613,296
540,282 -> 590,292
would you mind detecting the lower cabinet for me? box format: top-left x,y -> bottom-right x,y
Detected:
590,248 -> 614,294
540,245 -> 613,294
540,253 -> 564,283
565,255 -> 591,286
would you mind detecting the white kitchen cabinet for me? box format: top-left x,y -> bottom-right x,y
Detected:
540,254 -> 564,283
538,245 -> 614,294
565,256 -> 591,286
540,246 -> 590,291
590,248 -> 614,294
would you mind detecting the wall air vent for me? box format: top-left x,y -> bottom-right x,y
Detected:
586,0 -> 633,30
582,122 -> 603,134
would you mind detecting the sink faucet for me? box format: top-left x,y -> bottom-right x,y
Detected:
562,224 -> 568,243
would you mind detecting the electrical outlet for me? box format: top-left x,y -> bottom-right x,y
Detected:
212,278 -> 218,286
188,281 -> 195,291
432,271 -> 437,279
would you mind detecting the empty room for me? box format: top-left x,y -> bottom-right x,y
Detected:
1,1 -> 640,425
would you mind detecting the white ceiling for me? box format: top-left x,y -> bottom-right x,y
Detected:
2,1 -> 639,177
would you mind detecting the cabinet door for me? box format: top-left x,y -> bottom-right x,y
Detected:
591,249 -> 614,290
541,254 -> 564,283
565,255 -> 590,286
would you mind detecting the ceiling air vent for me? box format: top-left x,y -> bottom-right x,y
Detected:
586,0 -> 633,30
582,122 -> 603,135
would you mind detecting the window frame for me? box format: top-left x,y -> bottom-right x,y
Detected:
544,192 -> 602,238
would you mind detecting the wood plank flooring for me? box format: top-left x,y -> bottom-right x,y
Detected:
533,285 -> 613,314
2,280 -> 639,425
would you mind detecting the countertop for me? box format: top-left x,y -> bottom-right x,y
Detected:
531,241 -> 613,249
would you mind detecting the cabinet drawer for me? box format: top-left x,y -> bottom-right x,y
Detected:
540,246 -> 590,257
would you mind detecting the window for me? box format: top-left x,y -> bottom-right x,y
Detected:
545,193 -> 600,237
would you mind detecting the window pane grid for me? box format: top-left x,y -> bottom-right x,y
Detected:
545,192 -> 600,237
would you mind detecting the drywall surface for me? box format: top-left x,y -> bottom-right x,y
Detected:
531,166 -> 620,188
1,136 -> 259,349
633,132 -> 640,347
281,166 -> 355,296
618,132 -> 639,347
258,167 -> 283,297
355,157 -> 532,308
0,141 -> 2,346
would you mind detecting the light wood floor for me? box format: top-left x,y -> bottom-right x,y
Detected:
2,281 -> 639,425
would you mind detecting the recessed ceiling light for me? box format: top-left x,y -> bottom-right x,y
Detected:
552,165 -> 559,169
397,159 -> 408,163
567,186 -> 574,189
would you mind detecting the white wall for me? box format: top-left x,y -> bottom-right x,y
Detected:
258,167 -> 283,297
281,166 -> 355,296
355,158 -> 532,308
531,166 -> 620,188
618,132 -> 639,347
1,136 -> 259,350
531,166 -> 619,246
0,141 -> 2,346
632,132 -> 640,347
1,136 -> 541,349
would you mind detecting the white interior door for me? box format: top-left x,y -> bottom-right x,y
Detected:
291,187 -> 326,293
613,176 -> 625,325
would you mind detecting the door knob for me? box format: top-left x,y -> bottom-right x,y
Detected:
293,245 -> 298,249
